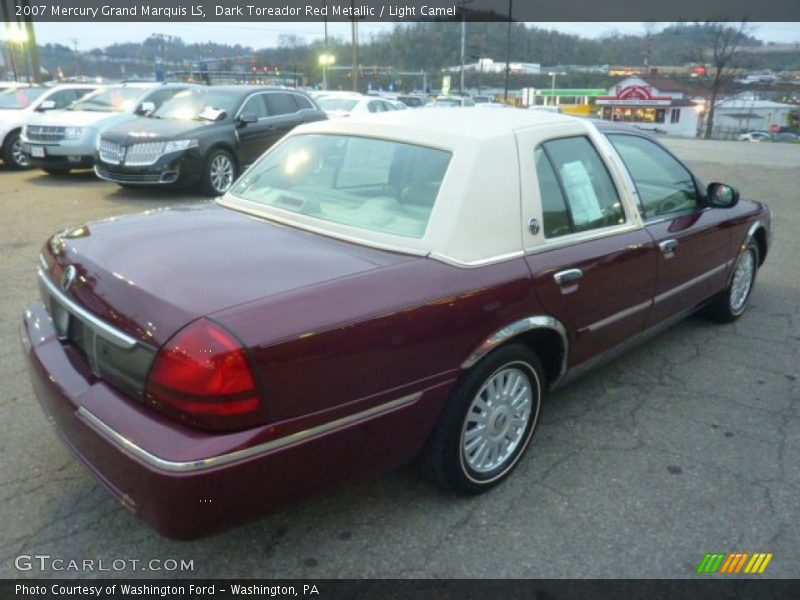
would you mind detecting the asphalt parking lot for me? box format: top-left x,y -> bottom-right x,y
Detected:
1,139 -> 798,579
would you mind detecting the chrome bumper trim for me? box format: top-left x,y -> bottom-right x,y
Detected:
78,391 -> 422,473
37,267 -> 138,349
461,315 -> 568,381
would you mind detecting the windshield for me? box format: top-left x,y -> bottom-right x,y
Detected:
0,87 -> 47,109
230,134 -> 452,239
69,87 -> 145,113
317,97 -> 358,112
153,89 -> 240,121
433,98 -> 461,107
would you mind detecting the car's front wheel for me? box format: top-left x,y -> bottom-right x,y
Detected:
2,131 -> 29,169
422,343 -> 544,494
703,240 -> 759,323
202,149 -> 236,196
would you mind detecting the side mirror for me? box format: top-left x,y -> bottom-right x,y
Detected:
138,101 -> 156,115
237,113 -> 258,126
706,182 -> 740,209
38,100 -> 56,111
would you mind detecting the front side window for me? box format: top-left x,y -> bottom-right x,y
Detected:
606,134 -> 697,218
535,136 -> 626,237
45,89 -> 80,109
240,94 -> 268,119
230,134 -> 452,239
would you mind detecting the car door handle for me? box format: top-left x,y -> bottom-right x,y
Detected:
554,268 -> 584,286
659,239 -> 679,253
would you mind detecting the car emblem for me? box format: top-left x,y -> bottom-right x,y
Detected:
61,265 -> 77,292
49,234 -> 66,257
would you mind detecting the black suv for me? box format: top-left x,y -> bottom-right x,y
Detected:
95,86 -> 326,195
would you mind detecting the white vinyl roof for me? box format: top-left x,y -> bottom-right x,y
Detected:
299,106 -> 578,143
221,108 -> 599,267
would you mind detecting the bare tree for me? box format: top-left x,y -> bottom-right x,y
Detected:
696,21 -> 750,139
642,22 -> 661,69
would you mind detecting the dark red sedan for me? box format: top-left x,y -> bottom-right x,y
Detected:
22,109 -> 771,538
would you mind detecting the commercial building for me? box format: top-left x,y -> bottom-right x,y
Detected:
596,76 -> 701,137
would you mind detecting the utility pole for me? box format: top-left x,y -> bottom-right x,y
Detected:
71,38 -> 80,78
350,0 -> 359,92
459,0 -> 474,94
322,0 -> 329,89
503,0 -> 513,103
23,10 -> 41,83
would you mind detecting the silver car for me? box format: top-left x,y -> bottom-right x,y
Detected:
21,82 -> 197,175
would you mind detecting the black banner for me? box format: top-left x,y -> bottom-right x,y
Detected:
1,0 -> 800,22
4,579 -> 800,600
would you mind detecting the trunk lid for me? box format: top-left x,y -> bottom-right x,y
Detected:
45,203 -> 415,347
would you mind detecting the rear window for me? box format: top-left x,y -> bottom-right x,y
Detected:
317,97 -> 358,112
230,134 -> 452,239
398,96 -> 423,107
433,98 -> 460,108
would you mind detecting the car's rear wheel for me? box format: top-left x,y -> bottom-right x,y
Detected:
202,149 -> 236,196
703,240 -> 759,323
2,131 -> 29,169
421,343 -> 544,494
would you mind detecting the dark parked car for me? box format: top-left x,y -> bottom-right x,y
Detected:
23,110 -> 771,538
95,86 -> 326,195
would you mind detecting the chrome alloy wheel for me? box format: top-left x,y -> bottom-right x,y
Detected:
730,249 -> 756,314
11,137 -> 28,167
209,154 -> 234,193
460,364 -> 535,475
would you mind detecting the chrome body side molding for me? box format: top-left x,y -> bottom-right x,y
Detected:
78,391 -> 422,473
583,299 -> 652,333
654,263 -> 728,305
552,306 -> 697,391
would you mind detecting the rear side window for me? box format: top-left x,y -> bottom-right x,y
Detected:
535,136 -> 625,237
265,93 -> 298,116
534,148 -> 571,238
293,94 -> 314,110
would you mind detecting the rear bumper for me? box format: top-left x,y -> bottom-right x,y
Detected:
21,301 -> 450,539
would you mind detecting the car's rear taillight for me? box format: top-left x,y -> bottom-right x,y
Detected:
145,318 -> 265,430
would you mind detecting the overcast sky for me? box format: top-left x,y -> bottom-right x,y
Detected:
25,22 -> 800,51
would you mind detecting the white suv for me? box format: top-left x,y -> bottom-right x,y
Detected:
0,84 -> 98,169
